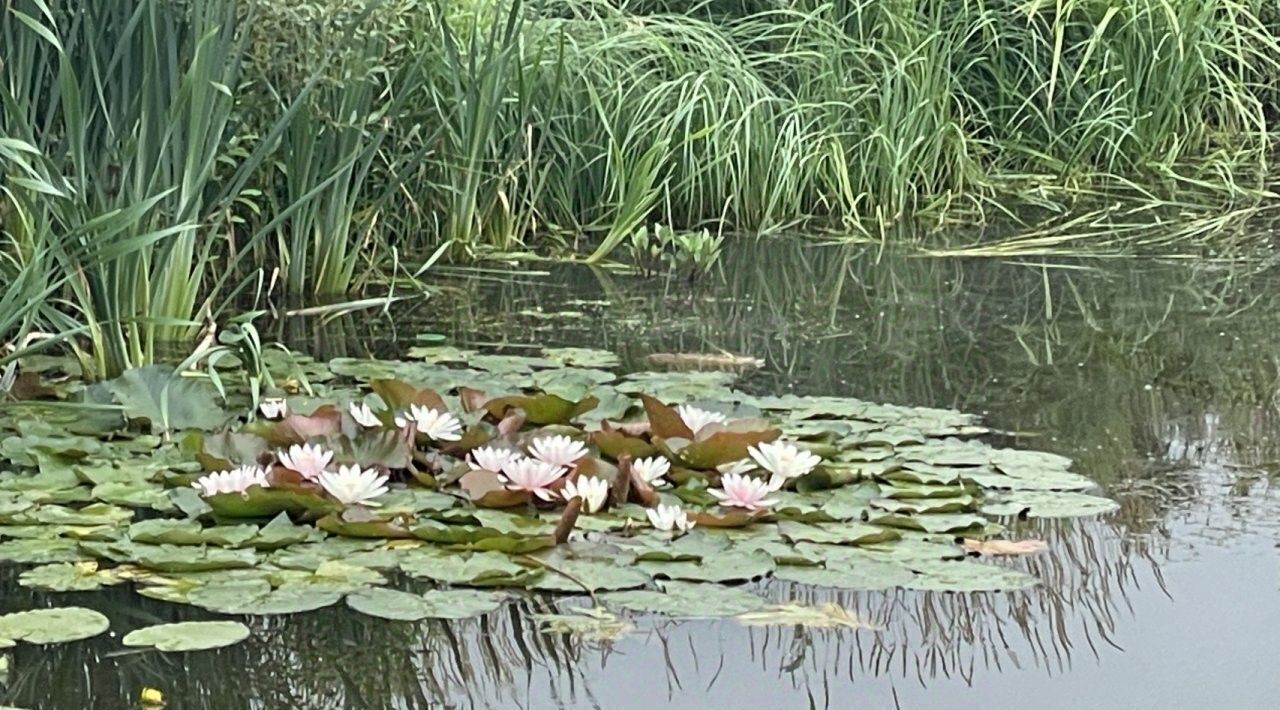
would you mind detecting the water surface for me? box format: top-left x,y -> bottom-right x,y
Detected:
5,241 -> 1280,709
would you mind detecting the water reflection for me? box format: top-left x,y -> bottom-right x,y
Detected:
7,242 -> 1280,708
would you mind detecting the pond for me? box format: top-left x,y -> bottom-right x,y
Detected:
4,238 -> 1280,709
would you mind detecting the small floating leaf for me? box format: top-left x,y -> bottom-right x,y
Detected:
122,621 -> 250,652
736,603 -> 878,630
533,607 -> 632,641
345,588 -> 506,621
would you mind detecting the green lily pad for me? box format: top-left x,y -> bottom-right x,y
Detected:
400,550 -> 542,587
122,621 -> 250,652
0,537 -> 84,564
905,560 -> 1039,592
774,558 -> 915,590
736,603 -> 878,629
636,549 -> 775,583
778,521 -> 900,546
18,562 -> 127,592
107,365 -> 226,432
0,607 -> 110,646
980,491 -> 1120,518
525,557 -> 651,593
345,587 -> 506,621
533,607 -> 633,641
601,581 -> 765,618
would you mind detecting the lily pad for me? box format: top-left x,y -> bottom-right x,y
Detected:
18,562 -> 128,592
0,607 -> 110,646
601,581 -> 765,618
904,560 -> 1039,592
636,549 -> 774,583
107,365 -> 226,432
980,491 -> 1119,518
345,587 -> 506,621
736,603 -> 878,629
122,621 -> 250,652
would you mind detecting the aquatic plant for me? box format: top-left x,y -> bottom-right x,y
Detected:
0,346 -> 1119,626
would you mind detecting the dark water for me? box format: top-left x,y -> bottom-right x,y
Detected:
6,240 -> 1280,709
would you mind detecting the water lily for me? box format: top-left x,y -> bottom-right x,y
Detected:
709,472 -> 778,511
394,404 -> 463,441
277,443 -> 334,482
348,401 -> 382,428
192,466 -> 269,497
646,503 -> 695,533
468,445 -> 518,473
528,435 -> 588,468
561,476 -> 609,513
676,404 -> 726,435
717,458 -> 757,476
318,465 -> 389,507
258,398 -> 287,420
499,456 -> 566,501
748,441 -> 822,489
631,456 -> 671,487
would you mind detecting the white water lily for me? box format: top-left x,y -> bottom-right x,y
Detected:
561,476 -> 609,513
748,441 -> 822,489
717,458 -> 757,476
394,404 -> 463,441
277,443 -> 334,482
348,401 -> 382,428
499,456 -> 566,501
676,404 -> 726,435
528,435 -> 588,468
646,503 -> 695,533
468,445 -> 518,473
318,465 -> 389,507
709,472 -> 778,511
631,456 -> 671,487
192,466 -> 269,497
258,398 -> 287,420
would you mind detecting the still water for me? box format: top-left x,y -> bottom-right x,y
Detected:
5,240 -> 1280,709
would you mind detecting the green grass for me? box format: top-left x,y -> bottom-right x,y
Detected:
1,0 -> 1279,371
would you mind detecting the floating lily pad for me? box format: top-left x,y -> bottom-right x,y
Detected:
980,491 -> 1120,518
904,560 -> 1039,592
107,365 -> 226,432
346,587 -> 506,621
0,607 -> 110,646
533,607 -> 633,641
601,581 -> 765,618
636,549 -> 774,583
777,521 -> 900,546
18,562 -> 128,592
122,621 -> 251,652
400,550 -> 542,587
736,603 -> 878,629
774,558 -> 915,590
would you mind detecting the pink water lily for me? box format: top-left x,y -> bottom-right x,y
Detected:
528,435 -> 588,468
468,445 -> 518,473
499,456 -> 566,501
277,443 -> 333,482
394,405 -> 463,441
748,440 -> 822,489
192,466 -> 269,497
709,472 -> 778,511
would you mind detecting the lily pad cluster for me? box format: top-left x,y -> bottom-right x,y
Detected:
0,347 -> 1119,623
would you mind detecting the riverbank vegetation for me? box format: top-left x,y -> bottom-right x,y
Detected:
3,0 -> 1279,375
